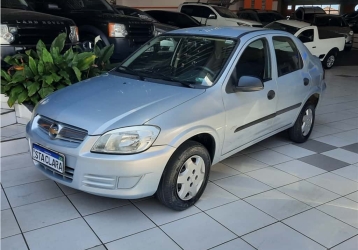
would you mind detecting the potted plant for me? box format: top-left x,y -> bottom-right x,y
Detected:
1,33 -> 114,119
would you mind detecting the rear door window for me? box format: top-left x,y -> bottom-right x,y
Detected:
272,36 -> 303,77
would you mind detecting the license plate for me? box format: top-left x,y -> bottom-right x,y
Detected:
32,144 -> 65,173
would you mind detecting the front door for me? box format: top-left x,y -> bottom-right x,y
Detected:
222,37 -> 278,155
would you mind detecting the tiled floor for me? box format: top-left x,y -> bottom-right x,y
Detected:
1,66 -> 358,250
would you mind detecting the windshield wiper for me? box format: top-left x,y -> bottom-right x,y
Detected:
136,69 -> 194,88
117,66 -> 145,80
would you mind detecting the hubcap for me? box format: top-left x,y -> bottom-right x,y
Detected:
82,40 -> 94,51
176,155 -> 206,201
301,108 -> 313,136
327,55 -> 335,68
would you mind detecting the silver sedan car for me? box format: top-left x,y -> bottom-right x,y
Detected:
26,27 -> 326,210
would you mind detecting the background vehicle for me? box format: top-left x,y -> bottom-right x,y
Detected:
237,9 -> 284,26
179,2 -> 263,27
27,27 -> 325,210
344,11 -> 358,33
145,10 -> 202,28
1,0 -> 79,61
266,20 -> 345,69
27,0 -> 155,62
113,5 -> 178,34
294,6 -> 326,21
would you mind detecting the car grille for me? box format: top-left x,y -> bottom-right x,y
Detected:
15,26 -> 69,45
38,163 -> 75,182
252,25 -> 263,28
126,21 -> 153,44
37,116 -> 87,143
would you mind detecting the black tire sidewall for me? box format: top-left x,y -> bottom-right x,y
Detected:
323,52 -> 336,69
156,141 -> 211,211
289,103 -> 315,143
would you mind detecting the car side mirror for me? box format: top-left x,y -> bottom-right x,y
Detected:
235,76 -> 264,92
208,14 -> 217,19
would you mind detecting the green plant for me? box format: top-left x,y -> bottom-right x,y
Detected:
1,33 -> 114,107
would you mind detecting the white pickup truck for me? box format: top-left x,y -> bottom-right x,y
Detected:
266,20 -> 345,69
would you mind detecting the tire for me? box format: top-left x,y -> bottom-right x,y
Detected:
323,51 -> 337,69
156,140 -> 211,211
288,103 -> 315,143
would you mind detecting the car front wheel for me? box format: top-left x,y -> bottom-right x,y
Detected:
156,141 -> 211,211
288,103 -> 315,143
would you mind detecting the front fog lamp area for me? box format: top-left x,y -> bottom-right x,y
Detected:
1,25 -> 16,44
91,126 -> 160,154
108,23 -> 128,38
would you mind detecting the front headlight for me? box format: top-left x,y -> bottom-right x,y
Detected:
349,30 -> 354,36
108,23 -> 128,38
69,26 -> 79,43
1,24 -> 16,44
91,126 -> 160,154
237,22 -> 250,27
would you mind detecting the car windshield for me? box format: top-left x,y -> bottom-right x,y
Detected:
116,7 -> 157,22
1,0 -> 29,10
117,35 -> 237,88
213,6 -> 238,18
258,13 -> 284,22
265,22 -> 300,35
52,0 -> 114,11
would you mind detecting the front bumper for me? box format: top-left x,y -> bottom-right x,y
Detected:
26,121 -> 175,199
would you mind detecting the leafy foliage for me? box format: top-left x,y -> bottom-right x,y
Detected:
1,33 -> 114,107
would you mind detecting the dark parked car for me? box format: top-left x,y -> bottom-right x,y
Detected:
344,11 -> 358,33
1,0 -> 79,61
27,0 -> 155,62
113,5 -> 178,34
313,14 -> 354,51
145,10 -> 202,29
237,9 -> 284,26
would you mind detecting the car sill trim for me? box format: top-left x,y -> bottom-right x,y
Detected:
234,102 -> 302,133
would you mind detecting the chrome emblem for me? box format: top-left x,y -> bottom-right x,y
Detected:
48,124 -> 60,139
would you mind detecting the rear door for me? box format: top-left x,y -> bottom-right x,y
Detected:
222,37 -> 278,155
271,36 -> 309,128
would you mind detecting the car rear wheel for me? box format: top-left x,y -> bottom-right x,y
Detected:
156,141 -> 211,211
323,51 -> 336,69
288,103 -> 315,143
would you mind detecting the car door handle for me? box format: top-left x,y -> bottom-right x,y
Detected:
312,46 -> 316,48
304,78 -> 310,86
267,90 -> 275,100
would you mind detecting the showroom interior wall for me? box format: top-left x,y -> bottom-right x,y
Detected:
110,0 -> 279,11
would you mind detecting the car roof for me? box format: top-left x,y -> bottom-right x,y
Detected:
167,26 -> 291,38
296,7 -> 326,14
239,9 -> 280,14
145,10 -> 181,14
274,19 -> 311,28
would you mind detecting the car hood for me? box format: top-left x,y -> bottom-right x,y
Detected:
225,17 -> 262,26
1,8 -> 74,25
36,73 -> 205,135
154,22 -> 178,32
